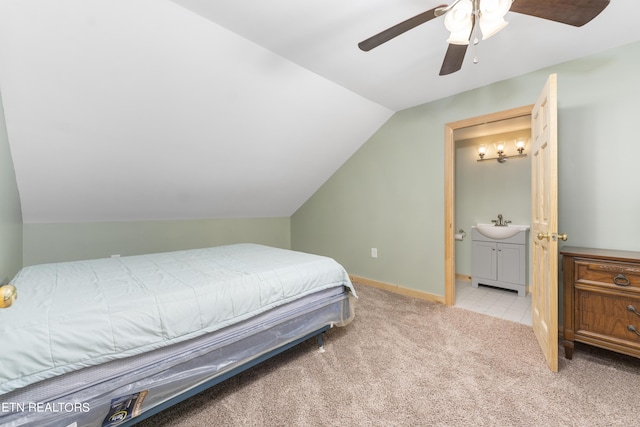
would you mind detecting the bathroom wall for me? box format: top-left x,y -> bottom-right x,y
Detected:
455,129 -> 532,279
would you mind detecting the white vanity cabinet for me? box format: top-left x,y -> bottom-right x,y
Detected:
471,228 -> 528,296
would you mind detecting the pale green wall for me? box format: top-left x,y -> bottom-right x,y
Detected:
455,129 -> 532,278
292,109 -> 443,292
292,40 -> 640,297
0,93 -> 23,283
23,217 -> 290,266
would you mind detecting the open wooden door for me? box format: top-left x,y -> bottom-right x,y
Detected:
531,74 -> 560,372
444,74 -> 562,371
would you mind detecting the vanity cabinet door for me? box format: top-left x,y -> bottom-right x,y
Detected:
498,243 -> 526,284
472,241 -> 497,280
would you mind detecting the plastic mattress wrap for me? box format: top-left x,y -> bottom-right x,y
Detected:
0,287 -> 354,427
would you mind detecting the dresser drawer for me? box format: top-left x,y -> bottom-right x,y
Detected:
577,290 -> 640,348
575,259 -> 640,291
562,247 -> 640,360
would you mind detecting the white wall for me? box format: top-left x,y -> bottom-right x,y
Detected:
0,93 -> 23,282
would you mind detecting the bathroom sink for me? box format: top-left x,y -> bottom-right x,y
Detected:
472,224 -> 530,240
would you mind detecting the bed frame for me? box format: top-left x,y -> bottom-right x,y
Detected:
121,325 -> 330,426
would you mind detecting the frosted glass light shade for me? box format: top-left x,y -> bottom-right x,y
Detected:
445,0 -> 473,45
479,0 -> 511,40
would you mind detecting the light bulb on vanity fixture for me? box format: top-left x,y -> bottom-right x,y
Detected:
478,144 -> 487,159
515,138 -> 526,154
494,141 -> 507,163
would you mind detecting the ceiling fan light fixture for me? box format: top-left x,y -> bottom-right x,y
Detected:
445,0 -> 473,45
359,0 -> 610,77
479,0 -> 511,40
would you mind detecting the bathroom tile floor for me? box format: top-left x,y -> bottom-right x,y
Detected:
455,280 -> 532,326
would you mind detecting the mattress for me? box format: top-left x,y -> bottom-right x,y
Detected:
0,285 -> 354,427
0,244 -> 354,394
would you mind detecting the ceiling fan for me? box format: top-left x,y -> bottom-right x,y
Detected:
358,0 -> 610,75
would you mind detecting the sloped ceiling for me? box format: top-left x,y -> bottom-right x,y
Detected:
1,1 -> 640,224
0,1 -> 393,223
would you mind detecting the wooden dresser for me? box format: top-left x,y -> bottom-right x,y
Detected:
561,246 -> 640,360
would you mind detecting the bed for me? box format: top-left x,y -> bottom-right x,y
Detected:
0,243 -> 355,427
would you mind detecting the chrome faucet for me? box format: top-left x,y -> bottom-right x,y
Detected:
492,214 -> 512,227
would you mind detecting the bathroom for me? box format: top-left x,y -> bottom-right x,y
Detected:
453,123 -> 533,322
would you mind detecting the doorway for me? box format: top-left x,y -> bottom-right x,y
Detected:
444,105 -> 534,307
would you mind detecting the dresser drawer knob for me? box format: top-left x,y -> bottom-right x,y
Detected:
613,274 -> 631,286
628,325 -> 640,337
628,305 -> 640,317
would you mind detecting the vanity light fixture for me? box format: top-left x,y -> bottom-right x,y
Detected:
477,138 -> 528,163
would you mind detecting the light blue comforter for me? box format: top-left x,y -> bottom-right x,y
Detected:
0,244 -> 353,394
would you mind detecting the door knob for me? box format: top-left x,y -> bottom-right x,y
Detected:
537,232 -> 568,241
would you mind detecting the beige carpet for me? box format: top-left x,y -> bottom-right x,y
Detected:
138,283 -> 640,426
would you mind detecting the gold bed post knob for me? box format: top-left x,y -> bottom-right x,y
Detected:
0,284 -> 17,308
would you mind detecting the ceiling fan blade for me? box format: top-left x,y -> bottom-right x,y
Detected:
510,0 -> 610,27
439,44 -> 469,76
358,5 -> 448,52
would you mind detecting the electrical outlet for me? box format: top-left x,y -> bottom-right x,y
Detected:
371,248 -> 378,258
111,254 -> 120,258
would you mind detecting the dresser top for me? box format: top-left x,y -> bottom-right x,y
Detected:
560,246 -> 640,263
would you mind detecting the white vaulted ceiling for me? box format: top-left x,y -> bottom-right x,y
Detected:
0,0 -> 393,223
1,0 -> 639,223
